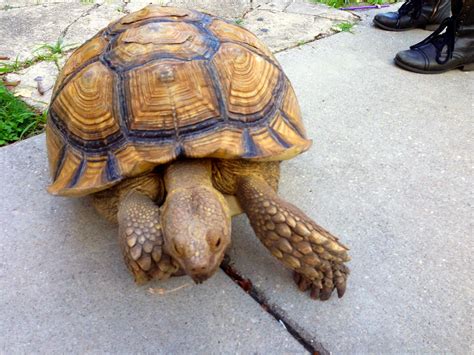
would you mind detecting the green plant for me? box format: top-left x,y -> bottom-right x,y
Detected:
334,22 -> 355,32
0,37 -> 75,75
0,56 -> 22,74
34,37 -> 75,63
35,38 -> 68,56
234,18 -> 244,26
310,0 -> 347,8
0,83 -> 46,146
311,0 -> 389,8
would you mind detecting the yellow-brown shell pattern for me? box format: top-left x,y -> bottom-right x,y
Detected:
47,5 -> 312,197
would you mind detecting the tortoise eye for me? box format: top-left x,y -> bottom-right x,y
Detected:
207,232 -> 222,249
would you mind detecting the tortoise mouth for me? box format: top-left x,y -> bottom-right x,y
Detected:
183,254 -> 224,284
190,272 -> 213,284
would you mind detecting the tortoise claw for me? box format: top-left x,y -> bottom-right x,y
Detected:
319,287 -> 333,301
294,272 -> 312,292
336,283 -> 346,298
292,261 -> 349,301
309,285 -> 320,300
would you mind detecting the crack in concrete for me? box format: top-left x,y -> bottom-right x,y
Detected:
283,0 -> 294,12
221,255 -> 330,355
59,3 -> 101,39
123,0 -> 138,14
316,12 -> 362,21
273,33 -> 326,53
241,6 -> 255,19
0,3 -> 49,11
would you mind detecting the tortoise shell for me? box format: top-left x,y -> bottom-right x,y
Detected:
46,5 -> 312,197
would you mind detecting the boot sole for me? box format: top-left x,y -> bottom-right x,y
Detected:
373,19 -> 440,32
394,57 -> 474,74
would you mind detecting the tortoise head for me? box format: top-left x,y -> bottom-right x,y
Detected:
161,186 -> 231,283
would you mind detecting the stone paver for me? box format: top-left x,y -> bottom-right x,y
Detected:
0,3 -> 92,60
63,3 -> 124,45
243,9 -> 334,52
0,135 -> 306,354
228,8 -> 473,354
165,0 -> 252,19
244,1 -> 358,51
7,61 -> 58,111
256,0 -> 290,11
286,0 -> 356,21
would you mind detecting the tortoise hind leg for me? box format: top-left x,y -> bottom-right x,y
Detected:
235,175 -> 350,300
117,191 -> 180,284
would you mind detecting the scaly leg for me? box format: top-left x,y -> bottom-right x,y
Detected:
118,191 -> 180,284
236,176 -> 350,300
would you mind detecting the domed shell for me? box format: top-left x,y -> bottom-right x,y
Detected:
46,5 -> 312,197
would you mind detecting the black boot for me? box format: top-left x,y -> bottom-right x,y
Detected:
373,0 -> 451,31
395,0 -> 474,73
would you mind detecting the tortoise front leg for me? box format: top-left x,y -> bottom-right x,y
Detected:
117,191 -> 180,284
236,176 -> 350,300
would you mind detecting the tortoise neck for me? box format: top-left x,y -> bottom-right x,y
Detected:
164,159 -> 213,191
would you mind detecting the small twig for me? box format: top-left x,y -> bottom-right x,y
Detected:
148,283 -> 191,295
340,4 -> 390,10
34,76 -> 47,95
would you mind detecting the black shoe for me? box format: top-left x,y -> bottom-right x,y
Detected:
373,0 -> 451,31
395,16 -> 474,73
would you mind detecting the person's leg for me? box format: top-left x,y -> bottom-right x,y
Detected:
374,0 -> 451,31
394,0 -> 474,73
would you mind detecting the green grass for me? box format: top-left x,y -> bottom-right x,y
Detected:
34,37 -> 76,65
0,57 -> 23,74
0,37 -> 75,74
234,18 -> 244,26
0,83 -> 46,146
311,0 -> 346,8
35,37 -> 71,56
310,0 -> 389,8
334,22 -> 355,32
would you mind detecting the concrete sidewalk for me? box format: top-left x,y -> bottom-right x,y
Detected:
230,8 -> 473,353
0,136 -> 305,353
1,1 -> 473,354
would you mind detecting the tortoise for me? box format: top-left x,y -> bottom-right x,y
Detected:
46,5 -> 350,300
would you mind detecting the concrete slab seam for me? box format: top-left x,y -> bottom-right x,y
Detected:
221,255 -> 329,355
59,3 -> 101,39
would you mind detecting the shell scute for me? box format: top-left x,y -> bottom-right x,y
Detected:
54,35 -> 108,93
212,43 -> 281,122
281,80 -> 307,138
125,60 -> 221,132
109,6 -> 202,32
51,62 -> 121,142
209,19 -> 275,61
106,22 -> 211,68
